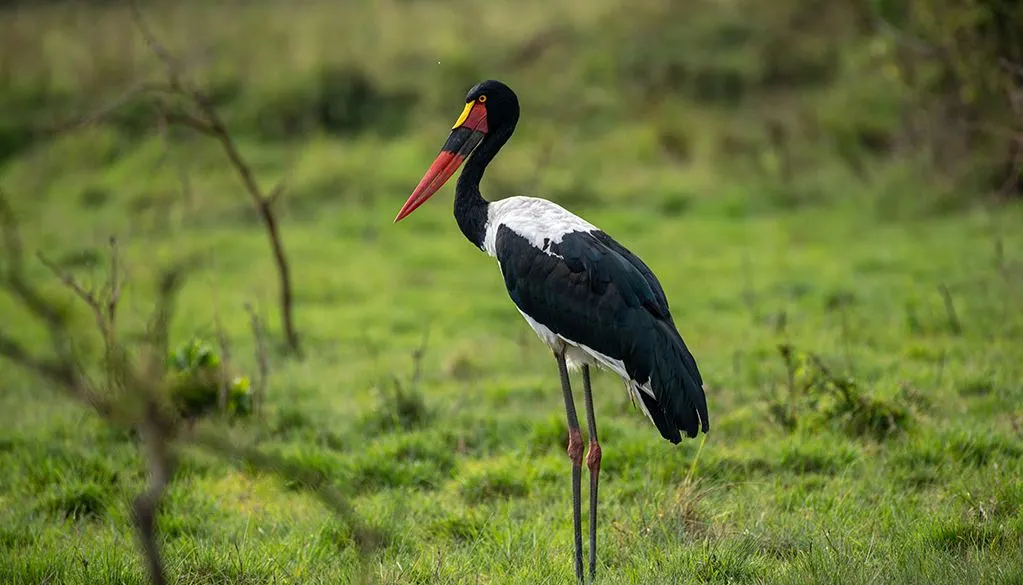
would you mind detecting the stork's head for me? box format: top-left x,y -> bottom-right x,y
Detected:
394,80 -> 520,222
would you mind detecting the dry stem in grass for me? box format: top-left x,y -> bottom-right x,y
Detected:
212,305 -> 234,416
245,302 -> 270,418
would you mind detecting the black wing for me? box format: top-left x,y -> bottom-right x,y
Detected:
495,225 -> 708,441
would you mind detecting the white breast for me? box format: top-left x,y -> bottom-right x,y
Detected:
482,196 -> 599,258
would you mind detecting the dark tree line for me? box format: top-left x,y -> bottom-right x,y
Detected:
872,0 -> 1023,195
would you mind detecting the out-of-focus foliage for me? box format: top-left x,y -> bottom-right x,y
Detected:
872,0 -> 1023,193
167,338 -> 252,420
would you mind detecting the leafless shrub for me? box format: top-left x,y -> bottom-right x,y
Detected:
0,190 -> 374,585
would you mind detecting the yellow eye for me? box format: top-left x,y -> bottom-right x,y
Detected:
478,95 -> 487,103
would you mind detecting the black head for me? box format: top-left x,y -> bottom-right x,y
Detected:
463,79 -> 520,134
395,80 -> 520,222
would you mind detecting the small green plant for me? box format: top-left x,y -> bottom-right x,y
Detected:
167,337 -> 252,420
770,343 -> 913,440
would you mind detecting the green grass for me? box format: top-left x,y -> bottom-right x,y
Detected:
2,1 -> 1023,583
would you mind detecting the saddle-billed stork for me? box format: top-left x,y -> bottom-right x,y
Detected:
394,80 -> 709,582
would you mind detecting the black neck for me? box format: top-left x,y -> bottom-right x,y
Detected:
454,124 -> 514,249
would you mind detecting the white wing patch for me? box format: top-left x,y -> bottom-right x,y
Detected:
483,196 -> 598,258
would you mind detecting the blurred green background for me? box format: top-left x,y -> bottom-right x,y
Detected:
1,0 -> 1022,583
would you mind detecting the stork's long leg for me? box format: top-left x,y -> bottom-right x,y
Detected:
582,365 -> 601,582
555,351 -> 584,583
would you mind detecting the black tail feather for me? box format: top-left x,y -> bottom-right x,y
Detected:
637,389 -> 682,444
631,321 -> 709,442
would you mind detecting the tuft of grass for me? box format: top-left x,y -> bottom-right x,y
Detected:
692,537 -> 766,584
923,519 -> 1008,554
426,509 -> 488,544
958,376 -> 996,397
270,406 -> 314,438
360,379 -> 432,435
458,459 -> 531,505
42,482 -> 108,521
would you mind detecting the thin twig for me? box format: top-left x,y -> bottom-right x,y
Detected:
146,264 -> 189,372
37,246 -> 126,392
267,180 -> 287,209
213,312 -> 233,415
410,327 -> 431,390
38,252 -> 112,342
160,111 -> 216,136
245,303 -> 269,418
777,343 -> 798,429
127,1 -> 184,85
48,37 -> 214,136
806,352 -> 856,405
49,81 -> 175,135
105,237 -> 122,337
938,284 -> 963,335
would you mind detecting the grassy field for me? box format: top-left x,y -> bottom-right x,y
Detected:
2,1 -> 1023,583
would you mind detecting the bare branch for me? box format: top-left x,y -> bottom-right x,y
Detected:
161,111 -> 217,137
127,0 -> 185,87
50,80 -> 175,135
144,263 -> 190,376
38,252 -> 111,341
0,330 -> 118,424
805,352 -> 856,405
133,401 -> 175,585
267,179 -> 287,209
127,2 -> 301,355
